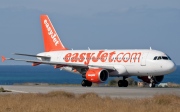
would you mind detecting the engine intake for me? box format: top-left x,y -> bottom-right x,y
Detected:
86,68 -> 109,83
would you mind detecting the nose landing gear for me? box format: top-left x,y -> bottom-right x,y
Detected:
148,76 -> 156,88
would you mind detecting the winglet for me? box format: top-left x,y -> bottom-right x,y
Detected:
1,56 -> 6,62
40,15 -> 68,52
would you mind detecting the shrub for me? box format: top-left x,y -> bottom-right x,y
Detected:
108,79 -> 117,86
0,87 -> 5,92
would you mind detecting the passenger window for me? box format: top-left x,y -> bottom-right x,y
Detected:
153,56 -> 157,60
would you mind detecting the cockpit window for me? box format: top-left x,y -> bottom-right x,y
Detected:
153,56 -> 157,60
154,56 -> 171,60
157,56 -> 162,60
162,56 -> 168,60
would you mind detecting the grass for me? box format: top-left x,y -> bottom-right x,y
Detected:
0,91 -> 179,112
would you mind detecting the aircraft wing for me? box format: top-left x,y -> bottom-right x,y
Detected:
13,53 -> 50,58
2,56 -> 116,70
2,56 -> 87,67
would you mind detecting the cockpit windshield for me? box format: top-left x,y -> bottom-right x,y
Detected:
153,56 -> 171,60
162,56 -> 169,60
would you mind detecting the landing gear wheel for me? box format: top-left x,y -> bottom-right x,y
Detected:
87,81 -> 92,87
81,80 -> 87,87
118,80 -> 124,87
118,80 -> 128,87
81,79 -> 92,87
123,80 -> 128,87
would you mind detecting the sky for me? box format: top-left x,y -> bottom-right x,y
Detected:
0,0 -> 180,65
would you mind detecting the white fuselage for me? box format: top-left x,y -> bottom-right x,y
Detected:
38,49 -> 176,77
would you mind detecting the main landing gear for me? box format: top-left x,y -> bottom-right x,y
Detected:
148,76 -> 156,88
118,77 -> 128,87
81,79 -> 92,87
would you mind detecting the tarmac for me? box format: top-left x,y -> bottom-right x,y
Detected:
0,85 -> 180,98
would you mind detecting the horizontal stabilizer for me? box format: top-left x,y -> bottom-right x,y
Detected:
1,56 -> 6,62
1,56 -> 15,62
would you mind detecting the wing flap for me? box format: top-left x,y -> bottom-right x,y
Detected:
88,65 -> 116,70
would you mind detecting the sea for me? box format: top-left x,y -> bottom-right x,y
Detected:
0,65 -> 179,85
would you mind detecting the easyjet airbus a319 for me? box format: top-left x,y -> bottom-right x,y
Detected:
2,15 -> 176,87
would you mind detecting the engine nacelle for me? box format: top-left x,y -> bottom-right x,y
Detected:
138,75 -> 164,84
86,68 -> 109,83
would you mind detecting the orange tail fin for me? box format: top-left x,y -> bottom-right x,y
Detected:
40,15 -> 68,52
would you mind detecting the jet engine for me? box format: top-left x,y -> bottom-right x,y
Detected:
138,75 -> 164,84
86,68 -> 109,83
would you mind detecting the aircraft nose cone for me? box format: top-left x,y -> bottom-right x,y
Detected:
167,61 -> 176,73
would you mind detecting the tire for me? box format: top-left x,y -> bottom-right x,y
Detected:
81,80 -> 92,87
118,80 -> 124,87
87,81 -> 92,87
123,80 -> 128,87
81,80 -> 87,87
118,80 -> 128,87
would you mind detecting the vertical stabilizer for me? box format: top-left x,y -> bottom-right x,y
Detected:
40,15 -> 67,52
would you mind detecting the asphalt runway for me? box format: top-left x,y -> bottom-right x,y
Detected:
0,85 -> 180,98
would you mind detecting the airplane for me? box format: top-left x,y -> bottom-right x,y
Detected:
2,15 -> 176,88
